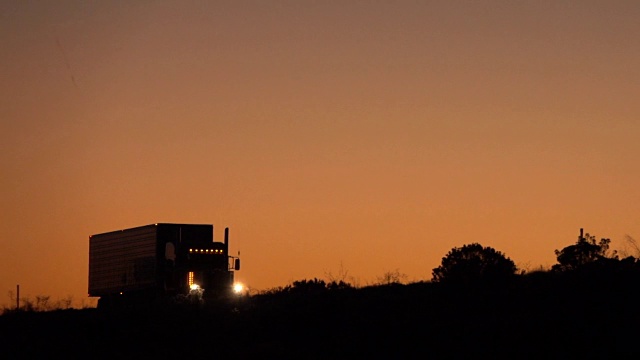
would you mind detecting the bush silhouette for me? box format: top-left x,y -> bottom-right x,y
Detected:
432,243 -> 517,285
552,229 -> 617,272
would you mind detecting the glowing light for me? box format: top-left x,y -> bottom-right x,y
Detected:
233,283 -> 244,294
188,271 -> 194,286
190,284 -> 200,291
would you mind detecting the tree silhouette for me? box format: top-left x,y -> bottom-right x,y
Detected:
552,229 -> 617,272
432,243 -> 517,285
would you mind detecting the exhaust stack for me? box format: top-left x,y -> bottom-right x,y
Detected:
224,227 -> 229,254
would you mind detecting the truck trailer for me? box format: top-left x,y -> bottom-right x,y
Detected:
89,223 -> 240,308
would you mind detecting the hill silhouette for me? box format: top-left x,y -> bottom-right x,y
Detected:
2,271 -> 640,359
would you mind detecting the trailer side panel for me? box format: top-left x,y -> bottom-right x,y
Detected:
89,225 -> 158,296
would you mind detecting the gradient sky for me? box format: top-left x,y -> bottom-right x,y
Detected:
1,1 -> 639,308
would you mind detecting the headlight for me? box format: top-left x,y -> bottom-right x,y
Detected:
233,283 -> 244,294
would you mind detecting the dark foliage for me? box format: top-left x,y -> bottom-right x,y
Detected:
287,278 -> 329,294
431,243 -> 517,285
552,230 -> 639,276
262,278 -> 354,297
553,231 -> 615,272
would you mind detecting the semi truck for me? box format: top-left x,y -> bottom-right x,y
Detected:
88,223 -> 240,308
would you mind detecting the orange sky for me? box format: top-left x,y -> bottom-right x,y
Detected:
1,1 -> 639,308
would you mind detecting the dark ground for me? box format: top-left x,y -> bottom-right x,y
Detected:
2,274 -> 640,359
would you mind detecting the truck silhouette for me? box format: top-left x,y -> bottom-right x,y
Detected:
88,223 -> 240,308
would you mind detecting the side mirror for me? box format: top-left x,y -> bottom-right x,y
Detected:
234,258 -> 241,271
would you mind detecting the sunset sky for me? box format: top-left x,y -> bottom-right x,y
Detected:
1,1 -> 639,308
